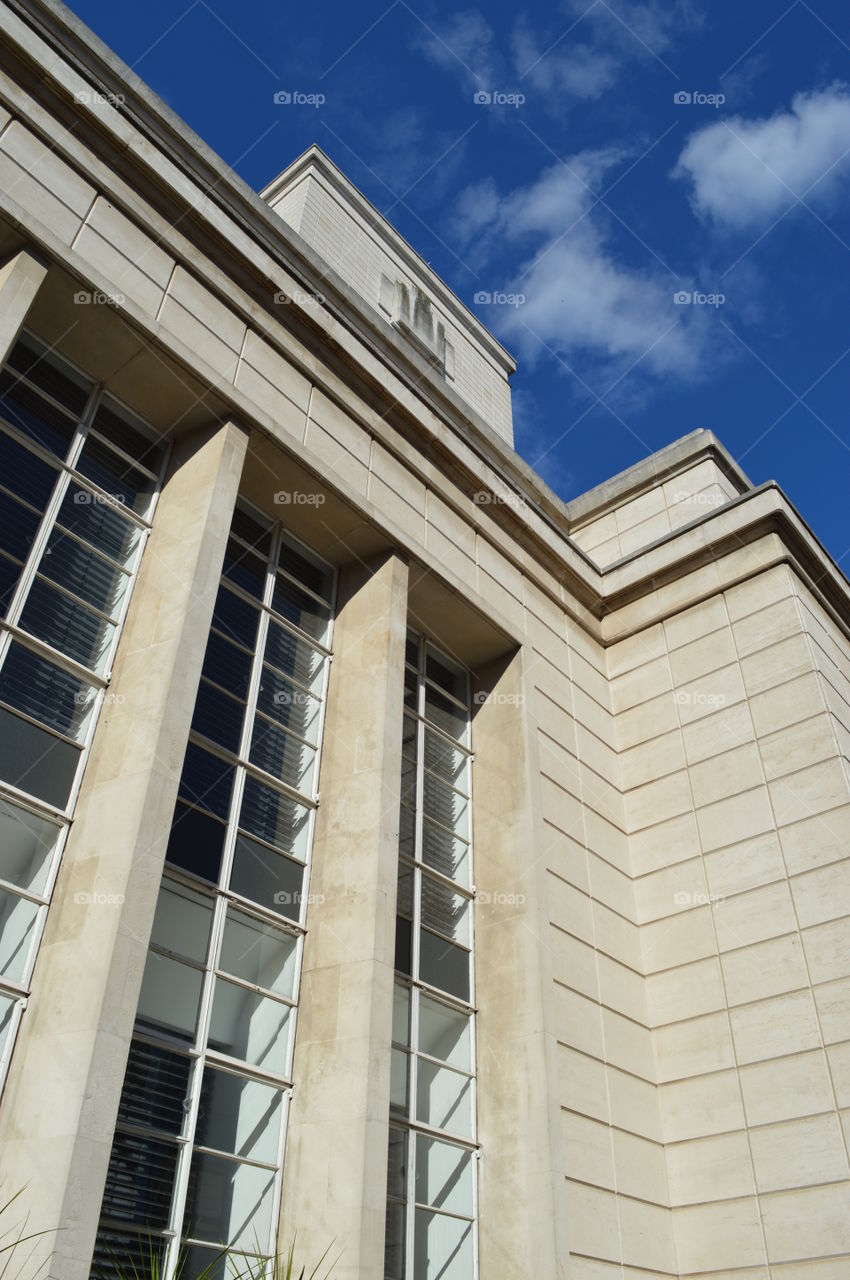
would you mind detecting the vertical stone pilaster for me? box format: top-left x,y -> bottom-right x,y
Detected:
473,645 -> 571,1279
0,418 -> 249,1280
279,552 -> 409,1280
0,247 -> 49,362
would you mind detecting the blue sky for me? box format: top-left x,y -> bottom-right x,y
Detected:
68,0 -> 850,564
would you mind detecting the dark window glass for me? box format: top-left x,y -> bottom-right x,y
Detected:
249,717 -> 313,790
271,573 -> 330,640
222,538 -> 266,599
19,578 -> 114,672
77,435 -> 157,514
166,801 -> 228,883
98,1131 -> 179,1228
0,707 -> 80,806
91,1228 -> 167,1280
191,681 -> 245,755
117,1039 -> 191,1136
229,833 -> 303,921
201,631 -> 253,701
0,429 -> 58,508
239,775 -> 310,857
263,621 -> 323,690
419,930 -> 469,1002
6,338 -> 90,415
231,506 -> 272,556
211,583 -> 259,650
0,642 -> 93,739
0,552 -> 21,616
56,483 -> 139,565
279,535 -> 333,601
0,487 -> 41,563
177,745 -> 234,821
40,528 -> 127,619
0,371 -> 76,457
91,402 -> 167,472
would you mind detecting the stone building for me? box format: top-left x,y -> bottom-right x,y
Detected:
0,3 -> 848,1279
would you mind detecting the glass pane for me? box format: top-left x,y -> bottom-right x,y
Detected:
397,863 -> 413,919
184,1151 -> 275,1249
264,622 -> 324,693
415,1138 -> 474,1216
7,337 -> 90,414
0,487 -> 41,562
395,917 -> 412,978
177,1247 -> 232,1280
420,876 -> 470,945
424,687 -> 467,743
279,533 -> 334,602
249,717 -> 316,794
419,996 -> 471,1070
0,551 -> 22,617
387,1125 -> 408,1199
166,801 -> 227,884
56,482 -> 141,567
422,820 -> 469,888
76,435 -> 157,515
416,1061 -> 473,1138
19,577 -> 116,674
239,776 -> 310,859
92,399 -> 167,472
419,930 -> 470,1003
40,527 -> 129,619
384,1201 -> 406,1280
136,951 -> 203,1043
255,667 -> 321,747
118,1039 -> 192,1137
212,583 -> 259,650
229,833 -> 304,921
0,706 -> 80,806
195,1066 -> 283,1164
399,803 -> 416,858
0,888 -> 39,982
208,978 -> 291,1074
404,665 -> 417,710
400,752 -> 417,811
202,631 -> 253,701
219,907 -> 297,999
0,641 -> 96,741
423,774 -> 469,842
177,745 -> 235,821
0,370 -> 77,457
392,982 -> 410,1045
222,538 -> 266,599
191,681 -> 245,755
405,632 -> 420,667
149,881 -> 213,964
232,505 -> 273,556
92,1228 -> 168,1280
414,1208 -> 474,1280
390,1048 -> 408,1114
0,429 -> 58,515
271,573 -> 330,643
423,729 -> 468,794
0,797 -> 60,894
99,1130 -> 179,1228
425,649 -> 468,703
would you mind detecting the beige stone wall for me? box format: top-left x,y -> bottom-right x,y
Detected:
609,562 -> 850,1276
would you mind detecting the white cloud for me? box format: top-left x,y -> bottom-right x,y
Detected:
674,85 -> 850,228
511,24 -> 618,102
411,10 -> 500,85
455,155 -> 709,380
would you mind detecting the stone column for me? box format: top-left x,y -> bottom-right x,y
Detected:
279,551 -> 409,1280
0,417 -> 248,1280
472,645 -> 571,1279
0,247 -> 49,361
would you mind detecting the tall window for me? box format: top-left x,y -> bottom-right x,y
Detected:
386,631 -> 477,1280
93,501 -> 335,1280
0,332 -> 166,1094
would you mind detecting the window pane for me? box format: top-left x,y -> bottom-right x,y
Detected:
195,1066 -> 283,1164
0,797 -> 60,894
136,951 -> 203,1043
99,1130 -> 179,1228
414,1208 -> 474,1280
0,706 -> 81,806
19,577 -> 116,674
424,687 -> 467,743
92,399 -> 167,472
0,642 -> 96,741
184,1152 -> 276,1250
0,552 -> 22,616
166,802 -> 228,884
76,435 -> 157,514
149,881 -> 213,964
56,482 -> 141,567
387,1126 -> 408,1199
232,505 -> 273,556
118,1039 -> 192,1137
212,583 -> 259,650
0,428 -> 58,508
271,573 -> 330,642
0,487 -> 42,563
177,745 -> 235,821
423,729 -> 468,794
279,534 -> 334,603
222,538 -> 266,599
384,1201 -> 406,1280
422,819 -> 469,888
423,774 -> 469,842
0,370 -> 77,457
390,1048 -> 408,1114
420,876 -> 470,945
249,717 -> 316,794
399,805 -> 415,858
0,888 -> 39,982
255,667 -> 322,746
404,665 -> 417,710
7,338 -> 90,415
229,833 -> 303,921
208,979 -> 291,1075
191,681 -> 245,755
418,996 -> 471,1070
264,622 -> 324,693
202,631 -> 253,701
425,649 -> 467,702
219,907 -> 297,999
415,1138 -> 474,1216
419,930 -> 470,1002
40,527 -> 129,620
416,1061 -> 473,1138
92,1227 -> 168,1280
392,983 -> 410,1045
239,776 -> 310,859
